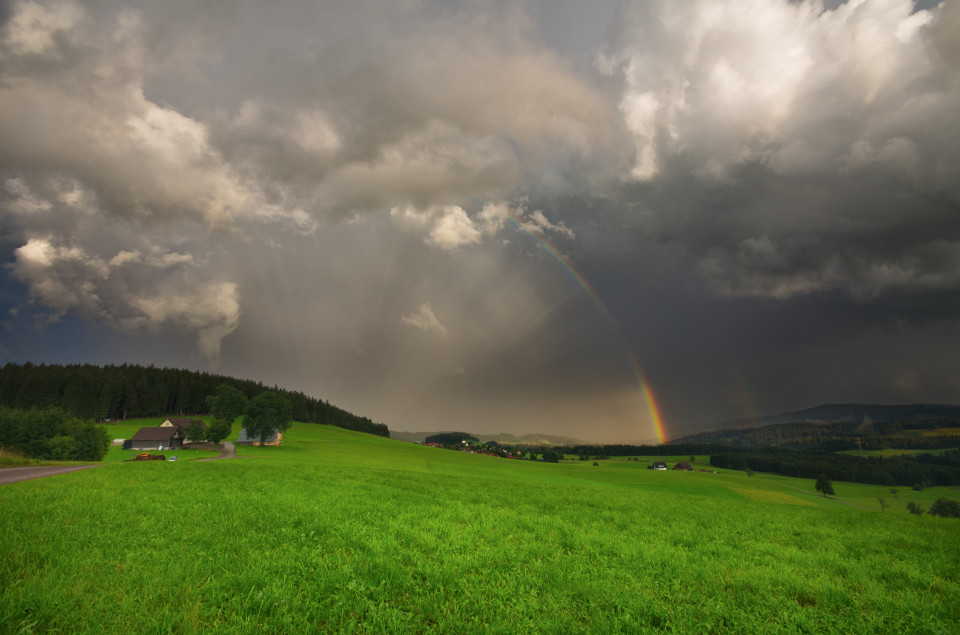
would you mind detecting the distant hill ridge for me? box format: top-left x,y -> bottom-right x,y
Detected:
712,403 -> 960,429
673,403 -> 960,450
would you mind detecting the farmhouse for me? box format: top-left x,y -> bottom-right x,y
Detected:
673,462 -> 694,471
236,428 -> 283,446
130,425 -> 184,450
649,461 -> 668,470
160,418 -> 206,432
159,417 -> 206,443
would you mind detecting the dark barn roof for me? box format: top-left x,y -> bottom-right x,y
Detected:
132,426 -> 181,441
164,418 -> 206,430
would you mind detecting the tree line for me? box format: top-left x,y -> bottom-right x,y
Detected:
673,420 -> 960,451
709,448 -> 960,487
0,363 -> 389,438
510,441 -> 960,488
553,443 -> 732,458
0,406 -> 110,461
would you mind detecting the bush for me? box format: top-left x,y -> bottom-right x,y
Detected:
71,422 -> 110,461
0,407 -> 108,461
929,497 -> 960,518
906,501 -> 925,516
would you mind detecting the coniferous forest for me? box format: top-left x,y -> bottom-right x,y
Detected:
0,362 -> 389,437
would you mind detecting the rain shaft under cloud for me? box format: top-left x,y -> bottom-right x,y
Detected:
2,0 -> 959,442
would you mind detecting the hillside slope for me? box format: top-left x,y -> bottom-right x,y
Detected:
0,362 -> 388,437
2,422 -> 958,633
711,403 -> 960,429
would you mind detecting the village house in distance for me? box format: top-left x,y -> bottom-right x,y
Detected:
126,418 -> 206,451
236,428 -> 283,446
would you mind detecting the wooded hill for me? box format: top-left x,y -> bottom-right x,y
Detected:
392,430 -> 583,446
708,448 -> 960,488
0,363 -> 389,437
672,414 -> 960,451
693,403 -> 960,435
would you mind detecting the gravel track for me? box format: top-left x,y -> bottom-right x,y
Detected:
0,464 -> 101,485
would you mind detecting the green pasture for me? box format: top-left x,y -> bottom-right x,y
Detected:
2,423 -> 959,633
102,446 -> 222,463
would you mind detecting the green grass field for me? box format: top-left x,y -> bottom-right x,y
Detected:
2,423 -> 959,633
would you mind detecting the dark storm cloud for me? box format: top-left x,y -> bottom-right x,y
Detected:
0,0 -> 622,367
599,0 -> 960,303
542,0 -> 960,430
2,0 -> 959,441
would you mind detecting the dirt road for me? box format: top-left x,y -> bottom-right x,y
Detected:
195,441 -> 237,461
0,465 -> 101,485
0,442 -> 238,484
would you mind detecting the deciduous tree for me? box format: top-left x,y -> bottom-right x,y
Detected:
929,497 -> 960,518
206,418 -> 231,444
815,474 -> 835,496
243,391 -> 292,446
186,419 -> 206,443
206,384 -> 248,425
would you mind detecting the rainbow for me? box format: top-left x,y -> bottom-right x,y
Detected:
507,216 -> 669,443
730,369 -> 760,428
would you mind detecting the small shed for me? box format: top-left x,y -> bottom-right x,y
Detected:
673,461 -> 694,471
130,426 -> 184,450
236,428 -> 283,446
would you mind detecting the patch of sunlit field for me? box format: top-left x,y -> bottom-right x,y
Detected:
922,428 -> 960,437
2,424 -> 958,633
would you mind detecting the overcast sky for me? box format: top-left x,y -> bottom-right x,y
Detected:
1,0 -> 958,443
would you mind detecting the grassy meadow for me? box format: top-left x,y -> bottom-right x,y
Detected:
2,423 -> 959,633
